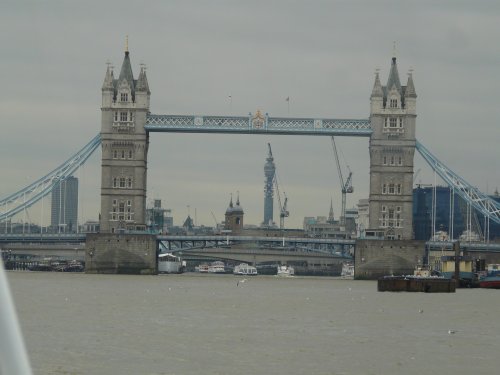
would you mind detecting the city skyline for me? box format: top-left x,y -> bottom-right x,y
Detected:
1,1 -> 499,228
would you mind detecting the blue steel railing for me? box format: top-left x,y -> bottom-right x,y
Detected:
146,113 -> 372,137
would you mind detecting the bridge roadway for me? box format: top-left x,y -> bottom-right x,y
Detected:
158,235 -> 355,249
1,234 -> 500,257
171,245 -> 349,265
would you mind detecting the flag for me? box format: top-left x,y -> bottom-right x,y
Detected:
286,97 -> 289,102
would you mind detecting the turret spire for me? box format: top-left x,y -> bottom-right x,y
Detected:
405,70 -> 417,98
101,62 -> 114,91
125,35 -> 129,54
371,69 -> 383,98
386,55 -> 402,94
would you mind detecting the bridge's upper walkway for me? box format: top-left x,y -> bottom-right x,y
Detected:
145,113 -> 372,137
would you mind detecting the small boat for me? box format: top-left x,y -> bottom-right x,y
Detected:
233,263 -> 257,276
479,264 -> 500,289
208,261 -> 226,273
63,260 -> 84,272
158,253 -> 184,274
341,263 -> 354,278
196,263 -> 210,273
276,265 -> 294,277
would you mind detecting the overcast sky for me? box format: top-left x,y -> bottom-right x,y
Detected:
1,1 -> 499,228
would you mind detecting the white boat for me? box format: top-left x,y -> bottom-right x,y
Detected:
208,261 -> 226,273
341,263 -> 354,278
196,263 -> 210,273
158,253 -> 184,274
233,263 -> 257,276
276,265 -> 294,277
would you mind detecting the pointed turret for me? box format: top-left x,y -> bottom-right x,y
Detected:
226,195 -> 234,213
404,71 -> 417,114
234,192 -> 244,213
102,65 -> 114,91
136,67 -> 150,94
135,66 -> 151,107
370,71 -> 383,98
225,193 -> 244,231
370,70 -> 384,113
405,72 -> 417,98
118,51 -> 134,87
386,57 -> 402,94
101,65 -> 115,107
117,49 -> 135,103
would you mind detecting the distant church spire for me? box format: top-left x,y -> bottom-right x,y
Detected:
328,198 -> 335,223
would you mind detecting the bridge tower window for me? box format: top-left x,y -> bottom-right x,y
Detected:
389,184 -> 395,194
120,112 -> 128,122
390,99 -> 398,108
119,177 -> 126,188
120,93 -> 128,102
113,150 -> 118,159
127,178 -> 132,188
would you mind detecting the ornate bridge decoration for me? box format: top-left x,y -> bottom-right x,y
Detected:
145,112 -> 372,137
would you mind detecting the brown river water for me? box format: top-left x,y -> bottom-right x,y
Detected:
6,271 -> 500,375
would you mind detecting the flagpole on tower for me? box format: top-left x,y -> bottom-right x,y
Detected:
229,94 -> 232,114
286,96 -> 290,115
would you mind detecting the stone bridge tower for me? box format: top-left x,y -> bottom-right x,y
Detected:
368,56 -> 417,240
100,45 -> 150,233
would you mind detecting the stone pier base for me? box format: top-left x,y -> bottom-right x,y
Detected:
85,233 -> 157,274
355,239 -> 426,279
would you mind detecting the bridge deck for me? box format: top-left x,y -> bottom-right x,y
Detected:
145,114 -> 372,137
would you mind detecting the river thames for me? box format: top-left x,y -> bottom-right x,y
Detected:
6,271 -> 500,375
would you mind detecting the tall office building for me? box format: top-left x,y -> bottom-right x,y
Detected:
51,176 -> 79,233
413,185 -> 500,241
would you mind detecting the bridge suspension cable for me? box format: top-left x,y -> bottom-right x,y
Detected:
0,134 -> 101,221
416,140 -> 500,225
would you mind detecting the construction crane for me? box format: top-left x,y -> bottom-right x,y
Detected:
275,180 -> 289,229
210,211 -> 218,229
268,143 -> 289,229
330,136 -> 353,226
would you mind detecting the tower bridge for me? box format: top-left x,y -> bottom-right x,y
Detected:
2,44 -> 500,275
